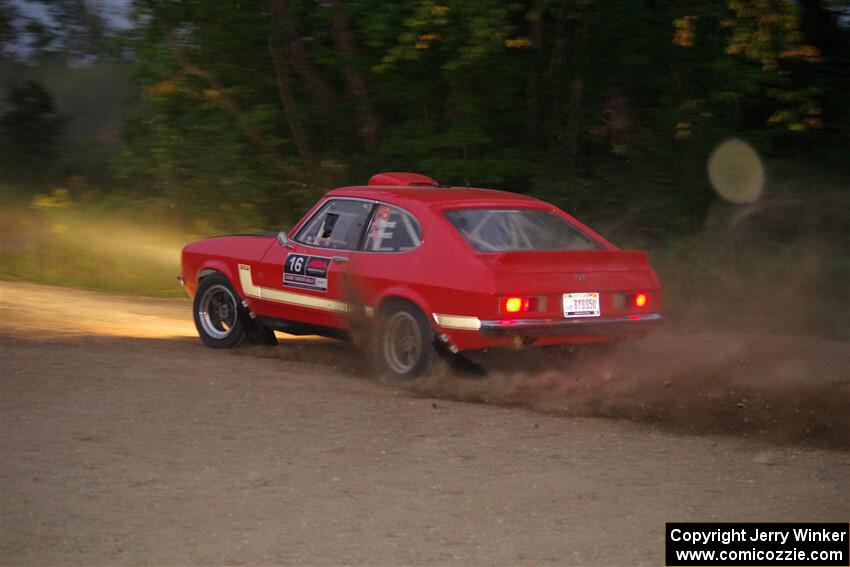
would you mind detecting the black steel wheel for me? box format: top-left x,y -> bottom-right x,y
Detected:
193,274 -> 245,348
377,301 -> 434,380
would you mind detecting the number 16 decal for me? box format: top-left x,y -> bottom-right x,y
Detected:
283,253 -> 332,292
287,255 -> 304,273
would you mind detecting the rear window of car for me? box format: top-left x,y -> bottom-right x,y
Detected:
363,205 -> 422,253
444,208 -> 604,252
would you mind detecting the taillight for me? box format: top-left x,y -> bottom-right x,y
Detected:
501,296 -> 531,313
634,292 -> 648,309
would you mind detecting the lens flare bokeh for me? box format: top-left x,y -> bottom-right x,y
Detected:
707,139 -> 765,204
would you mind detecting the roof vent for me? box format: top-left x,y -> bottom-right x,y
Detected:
368,172 -> 439,187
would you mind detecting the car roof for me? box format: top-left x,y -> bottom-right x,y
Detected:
325,185 -> 549,208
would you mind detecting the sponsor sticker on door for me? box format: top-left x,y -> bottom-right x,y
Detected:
284,254 -> 332,292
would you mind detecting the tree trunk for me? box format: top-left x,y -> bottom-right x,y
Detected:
266,21 -> 314,169
330,0 -> 378,150
267,0 -> 338,112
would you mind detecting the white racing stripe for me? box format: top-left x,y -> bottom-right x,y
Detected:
432,313 -> 482,331
238,264 -> 350,313
239,264 -> 477,326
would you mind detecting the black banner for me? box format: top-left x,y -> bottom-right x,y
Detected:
283,253 -> 332,292
666,523 -> 849,566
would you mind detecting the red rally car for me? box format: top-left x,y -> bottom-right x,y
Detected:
180,172 -> 662,379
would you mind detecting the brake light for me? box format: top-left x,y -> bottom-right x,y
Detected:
502,297 -> 531,313
634,292 -> 648,309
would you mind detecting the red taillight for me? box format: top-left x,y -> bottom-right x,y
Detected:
634,292 -> 648,309
502,296 -> 531,313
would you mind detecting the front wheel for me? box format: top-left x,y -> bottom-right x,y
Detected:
377,302 -> 435,380
193,274 -> 245,348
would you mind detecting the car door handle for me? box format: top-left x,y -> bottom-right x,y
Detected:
332,256 -> 349,263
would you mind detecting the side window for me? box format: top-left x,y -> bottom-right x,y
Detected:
364,205 -> 422,253
295,199 -> 373,250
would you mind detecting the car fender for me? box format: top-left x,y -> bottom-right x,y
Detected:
372,286 -> 436,329
197,260 -> 238,290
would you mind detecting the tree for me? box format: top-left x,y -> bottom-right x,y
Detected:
0,80 -> 65,186
31,0 -> 108,61
113,0 -> 847,235
0,0 -> 18,58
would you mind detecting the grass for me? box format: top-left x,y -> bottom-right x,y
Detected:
1,195 -> 191,297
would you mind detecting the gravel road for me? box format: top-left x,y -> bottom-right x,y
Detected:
1,281 -> 848,565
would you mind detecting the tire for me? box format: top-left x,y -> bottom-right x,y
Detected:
377,301 -> 435,380
193,274 -> 246,348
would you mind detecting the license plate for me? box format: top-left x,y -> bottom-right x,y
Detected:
563,292 -> 600,318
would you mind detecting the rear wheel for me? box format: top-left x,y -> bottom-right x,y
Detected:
377,302 -> 435,380
193,274 -> 245,348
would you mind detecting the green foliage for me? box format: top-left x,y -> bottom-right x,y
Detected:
0,80 -> 65,187
3,0 -> 848,243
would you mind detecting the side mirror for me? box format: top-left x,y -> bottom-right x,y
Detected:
277,231 -> 292,248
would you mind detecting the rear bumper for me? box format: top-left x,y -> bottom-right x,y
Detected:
479,313 -> 662,338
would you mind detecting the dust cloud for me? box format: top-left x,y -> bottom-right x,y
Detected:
410,332 -> 849,450
404,173 -> 849,450
654,192 -> 850,342
405,179 -> 849,450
